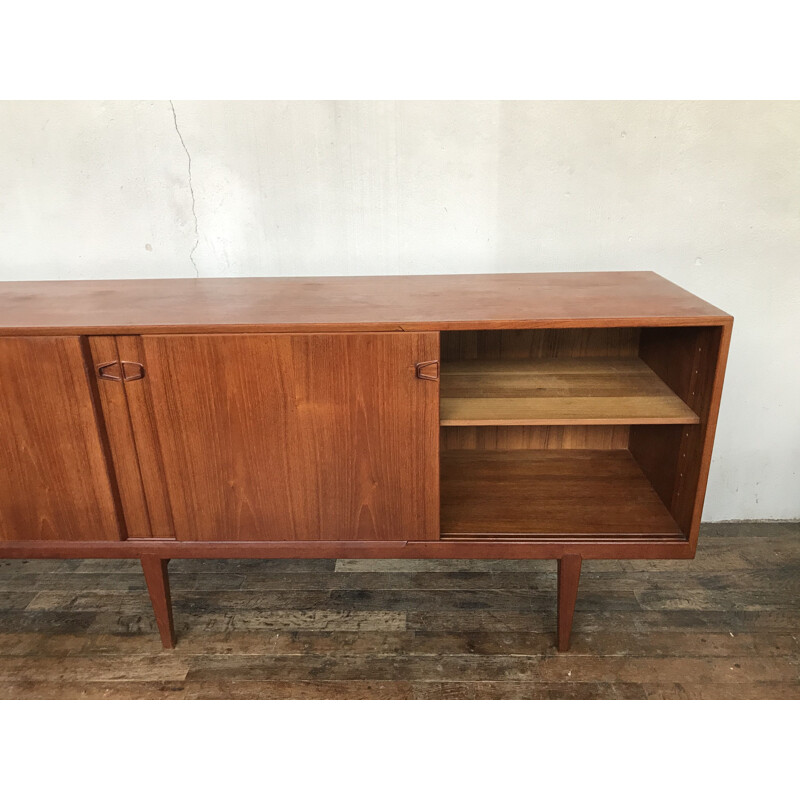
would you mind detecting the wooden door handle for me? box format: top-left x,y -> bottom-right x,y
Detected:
96,361 -> 145,382
96,361 -> 123,381
415,360 -> 439,381
121,361 -> 145,382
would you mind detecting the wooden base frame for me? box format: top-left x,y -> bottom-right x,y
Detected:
0,539 -> 694,560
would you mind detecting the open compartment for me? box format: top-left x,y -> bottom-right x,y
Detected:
439,326 -> 724,542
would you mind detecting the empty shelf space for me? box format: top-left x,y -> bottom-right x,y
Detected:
439,357 -> 699,426
440,449 -> 683,538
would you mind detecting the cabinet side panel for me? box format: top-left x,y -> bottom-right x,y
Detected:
0,336 -> 122,541
136,333 -> 439,542
631,325 -> 729,544
674,324 -> 730,548
626,424 -> 683,513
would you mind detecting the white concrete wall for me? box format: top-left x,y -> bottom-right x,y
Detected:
0,100 -> 797,520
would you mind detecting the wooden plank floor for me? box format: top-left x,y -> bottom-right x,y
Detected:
0,522 -> 798,699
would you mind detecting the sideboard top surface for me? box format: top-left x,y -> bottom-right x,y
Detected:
0,271 -> 731,335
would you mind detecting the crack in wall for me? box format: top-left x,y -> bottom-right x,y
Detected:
169,100 -> 200,277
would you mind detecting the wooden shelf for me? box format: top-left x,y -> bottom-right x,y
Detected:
440,357 -> 699,426
440,449 -> 683,538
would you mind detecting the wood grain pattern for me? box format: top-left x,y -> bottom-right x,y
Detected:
441,327 -> 641,360
626,424 -> 683,516
0,272 -> 731,335
630,323 -> 731,546
557,554 -> 582,651
0,537 -> 694,560
140,557 -> 175,648
441,450 -> 682,536
0,336 -> 122,541
131,333 -> 439,541
114,336 -> 176,539
88,336 -> 152,539
671,326 -> 730,550
441,424 -> 630,451
440,358 -> 699,425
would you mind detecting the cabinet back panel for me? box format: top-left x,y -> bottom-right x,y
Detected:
441,328 -> 640,361
441,425 -> 630,451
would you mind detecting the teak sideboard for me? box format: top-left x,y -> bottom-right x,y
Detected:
0,272 -> 732,651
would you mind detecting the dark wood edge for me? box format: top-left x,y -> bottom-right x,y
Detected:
0,316 -> 734,338
0,539 -> 694,560
687,318 -> 734,553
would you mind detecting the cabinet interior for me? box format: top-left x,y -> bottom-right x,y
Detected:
439,326 -> 723,541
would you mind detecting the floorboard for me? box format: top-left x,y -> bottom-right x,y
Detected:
0,522 -> 798,699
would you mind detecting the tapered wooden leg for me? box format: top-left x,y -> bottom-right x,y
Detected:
141,557 -> 176,649
557,554 -> 582,652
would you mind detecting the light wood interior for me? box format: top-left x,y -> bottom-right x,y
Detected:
440,357 -> 699,426
440,327 -> 641,360
440,449 -> 683,538
438,327 -> 715,541
441,424 -> 630,451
